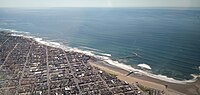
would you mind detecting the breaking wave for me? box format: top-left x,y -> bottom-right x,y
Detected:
137,63 -> 152,70
1,28 -> 199,84
0,28 -> 29,34
199,66 -> 200,71
79,46 -> 111,57
79,46 -> 103,52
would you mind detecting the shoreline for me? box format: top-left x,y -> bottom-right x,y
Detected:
1,31 -> 143,95
1,28 -> 198,84
1,30 -> 200,95
89,61 -> 200,95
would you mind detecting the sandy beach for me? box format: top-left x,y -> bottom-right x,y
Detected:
89,61 -> 200,95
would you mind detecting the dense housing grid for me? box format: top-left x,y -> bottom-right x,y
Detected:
0,32 -> 163,95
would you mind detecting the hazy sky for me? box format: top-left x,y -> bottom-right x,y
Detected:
0,0 -> 200,7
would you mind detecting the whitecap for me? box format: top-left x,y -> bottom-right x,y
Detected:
137,63 -> 151,70
79,46 -> 111,57
102,58 -> 198,84
69,48 -> 95,56
95,52 -> 112,57
79,46 -> 103,52
0,28 -> 29,34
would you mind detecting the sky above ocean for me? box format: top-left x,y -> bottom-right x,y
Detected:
0,0 -> 200,7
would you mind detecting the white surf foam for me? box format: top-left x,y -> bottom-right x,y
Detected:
137,63 -> 151,70
95,52 -> 112,57
79,46 -> 103,52
100,57 -> 198,84
79,46 -> 111,57
0,28 -> 29,34
3,28 -> 199,84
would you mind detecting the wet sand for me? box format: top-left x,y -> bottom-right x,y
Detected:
89,61 -> 200,95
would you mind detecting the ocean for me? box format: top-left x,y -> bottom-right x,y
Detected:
0,8 -> 200,83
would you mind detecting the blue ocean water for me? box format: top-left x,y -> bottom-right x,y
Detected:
0,8 -> 200,81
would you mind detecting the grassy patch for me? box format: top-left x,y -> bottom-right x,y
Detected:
108,72 -> 117,77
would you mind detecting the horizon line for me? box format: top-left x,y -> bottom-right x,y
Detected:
0,6 -> 200,8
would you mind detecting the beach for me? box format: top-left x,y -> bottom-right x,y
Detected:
1,8 -> 200,83
2,31 -> 172,95
1,7 -> 200,95
89,61 -> 200,95
1,29 -> 200,95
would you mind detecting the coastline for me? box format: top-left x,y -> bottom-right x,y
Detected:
1,30 -> 200,95
1,31 -> 145,95
1,28 -> 199,84
89,61 -> 200,95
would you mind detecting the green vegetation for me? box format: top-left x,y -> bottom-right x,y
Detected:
108,72 -> 117,77
137,84 -> 156,95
